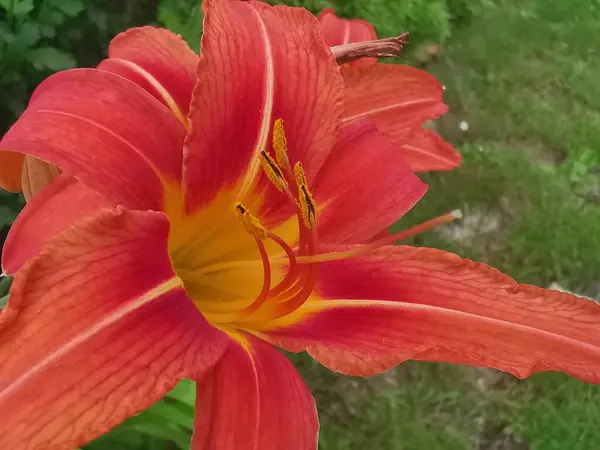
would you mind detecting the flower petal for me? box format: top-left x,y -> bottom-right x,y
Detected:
192,334 -> 318,450
2,174 -> 111,275
341,64 -> 448,148
314,120 -> 427,244
98,26 -> 199,125
0,151 -> 24,192
183,0 -> 343,213
266,246 -> 600,382
0,69 -> 185,210
0,207 -> 227,449
21,155 -> 61,202
317,8 -> 377,66
400,127 -> 462,172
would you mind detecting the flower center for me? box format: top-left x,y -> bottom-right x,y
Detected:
170,119 -> 461,333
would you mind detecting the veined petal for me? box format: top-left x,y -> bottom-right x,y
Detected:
341,64 -> 448,148
400,128 -> 462,172
192,333 -> 317,450
0,69 -> 185,210
0,208 -> 227,449
266,246 -> 600,382
183,0 -> 343,213
314,120 -> 427,244
21,155 -> 61,202
317,8 -> 377,66
0,151 -> 24,192
98,26 -> 199,125
2,174 -> 111,275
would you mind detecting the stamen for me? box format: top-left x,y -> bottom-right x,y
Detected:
273,118 -> 290,170
259,150 -> 287,192
293,161 -> 307,187
266,232 -> 298,297
234,203 -> 268,240
298,183 -> 316,229
293,209 -> 463,264
240,236 -> 272,314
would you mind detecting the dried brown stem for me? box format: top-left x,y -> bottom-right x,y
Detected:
331,33 -> 409,65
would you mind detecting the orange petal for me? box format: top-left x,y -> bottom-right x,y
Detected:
341,64 -> 448,149
0,208 -> 227,449
193,334 -> 317,450
183,0 -> 343,213
317,8 -> 377,66
21,155 -> 61,202
98,26 -> 198,125
0,69 -> 185,210
266,245 -> 600,382
400,127 -> 462,172
0,151 -> 24,192
314,119 -> 427,244
2,174 -> 111,274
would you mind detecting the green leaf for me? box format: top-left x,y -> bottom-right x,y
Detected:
52,0 -> 85,17
15,22 -> 41,48
0,276 -> 12,298
166,379 -> 196,407
25,47 -> 76,71
0,0 -> 34,16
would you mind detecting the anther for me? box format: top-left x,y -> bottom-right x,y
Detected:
298,183 -> 316,229
273,118 -> 290,170
234,203 -> 268,240
260,150 -> 288,192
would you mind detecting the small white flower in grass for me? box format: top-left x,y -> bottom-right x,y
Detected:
459,120 -> 469,131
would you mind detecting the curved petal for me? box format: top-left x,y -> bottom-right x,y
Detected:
400,127 -> 462,172
265,246 -> 600,382
341,64 -> 448,148
0,151 -> 24,192
314,120 -> 427,244
0,69 -> 186,210
98,26 -> 199,125
2,174 -> 111,275
317,8 -> 377,66
21,155 -> 61,202
183,0 -> 343,213
0,208 -> 227,449
192,333 -> 318,450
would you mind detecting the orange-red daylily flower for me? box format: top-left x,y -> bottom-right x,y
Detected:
318,7 -> 462,172
2,1 -> 600,449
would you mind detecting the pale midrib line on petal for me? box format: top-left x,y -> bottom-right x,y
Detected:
401,143 -> 454,163
35,109 -> 169,183
108,58 -> 188,128
235,5 -> 275,202
294,299 -> 600,356
0,276 -> 184,403
342,21 -> 350,45
342,98 -> 438,123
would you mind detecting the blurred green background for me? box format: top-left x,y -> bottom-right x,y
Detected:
2,0 -> 600,449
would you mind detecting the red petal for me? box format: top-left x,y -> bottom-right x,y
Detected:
0,208 -> 227,449
266,246 -> 600,382
98,26 -> 198,125
341,64 -> 448,148
192,334 -> 317,450
317,8 -> 377,66
0,151 -> 24,192
183,0 -> 343,213
400,128 -> 462,172
314,120 -> 427,244
2,174 -> 111,274
0,69 -> 185,210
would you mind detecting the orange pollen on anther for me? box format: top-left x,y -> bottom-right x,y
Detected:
273,118 -> 290,170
